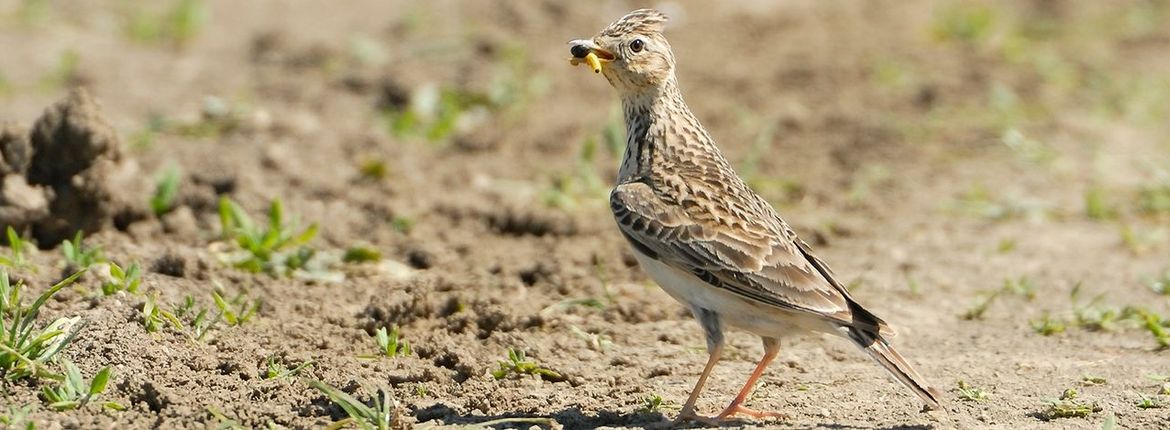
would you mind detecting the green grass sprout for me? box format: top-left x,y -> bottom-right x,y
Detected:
1031,312 -> 1067,336
0,227 -> 30,270
1135,393 -> 1164,409
150,167 -> 181,216
0,404 -> 35,429
0,268 -> 85,381
211,287 -> 260,327
1081,375 -> 1107,386
263,355 -> 313,380
374,327 -> 410,358
1147,268 -> 1170,295
141,293 -> 182,333
217,198 -> 329,278
343,246 -> 382,263
40,359 -> 116,411
491,348 -> 564,382
124,0 -> 208,48
308,380 -> 400,430
957,379 -> 990,402
100,262 -> 142,296
1042,388 -> 1101,419
61,232 -> 103,269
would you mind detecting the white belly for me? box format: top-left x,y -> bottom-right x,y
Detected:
632,250 -> 835,338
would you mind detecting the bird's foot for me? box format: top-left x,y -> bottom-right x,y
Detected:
715,403 -> 787,421
672,410 -> 723,427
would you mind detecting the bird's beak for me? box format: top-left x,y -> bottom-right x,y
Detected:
567,39 -> 614,74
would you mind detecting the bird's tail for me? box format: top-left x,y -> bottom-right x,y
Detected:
845,327 -> 943,410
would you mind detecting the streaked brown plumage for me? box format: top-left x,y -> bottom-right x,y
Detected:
569,9 -> 942,423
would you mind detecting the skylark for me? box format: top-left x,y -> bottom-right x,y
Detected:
568,9 -> 942,423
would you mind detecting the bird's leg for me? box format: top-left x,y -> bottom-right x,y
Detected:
716,337 -> 787,420
675,308 -> 724,425
675,343 -> 722,425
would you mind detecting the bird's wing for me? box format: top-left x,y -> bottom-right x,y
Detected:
611,180 -> 856,323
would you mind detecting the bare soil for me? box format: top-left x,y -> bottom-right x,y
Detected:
1,1 -> 1169,429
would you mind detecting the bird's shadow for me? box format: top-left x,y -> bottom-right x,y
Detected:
414,404 -> 935,430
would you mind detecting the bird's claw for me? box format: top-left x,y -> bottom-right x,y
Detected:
672,410 -> 723,427
715,404 -> 788,421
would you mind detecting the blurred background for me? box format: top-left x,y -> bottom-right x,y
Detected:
1,0 -> 1169,428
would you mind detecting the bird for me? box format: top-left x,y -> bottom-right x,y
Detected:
567,9 -> 943,424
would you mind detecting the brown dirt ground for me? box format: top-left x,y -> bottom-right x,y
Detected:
2,1 -> 1170,429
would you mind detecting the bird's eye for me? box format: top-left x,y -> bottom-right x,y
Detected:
630,39 -> 645,53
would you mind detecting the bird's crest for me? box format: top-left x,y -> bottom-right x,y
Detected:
600,9 -> 668,37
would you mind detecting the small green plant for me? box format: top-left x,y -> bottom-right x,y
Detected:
150,168 -> 181,216
1139,311 -> 1169,349
1081,375 -> 1107,386
379,83 -> 503,145
1147,268 -> 1170,295
173,295 -> 197,318
491,348 -> 563,382
1150,374 -> 1170,396
308,380 -> 399,430
0,404 -> 35,429
207,407 -> 248,430
1139,184 -> 1170,215
1003,277 -> 1037,300
997,238 -> 1017,253
211,287 -> 260,327
1043,388 -> 1101,419
358,159 -> 387,180
932,4 -> 995,45
1135,393 -> 1164,409
374,327 -> 410,357
947,184 -> 1048,221
962,277 -> 1034,320
188,306 -> 219,342
1070,284 -> 1131,332
342,246 -> 381,263
1084,185 -> 1116,220
100,262 -> 142,296
1119,224 -> 1167,255
568,325 -> 612,351
40,359 -> 117,411
957,379 -> 989,402
124,0 -> 208,48
0,227 -> 30,269
217,198 -> 322,277
263,355 -> 313,380
173,294 -> 225,342
1101,414 -> 1117,430
962,290 -> 1001,320
61,232 -> 103,269
1031,312 -> 1066,336
141,293 -> 182,333
0,268 -> 85,381
386,215 -> 413,234
641,393 -> 664,412
906,276 -> 922,296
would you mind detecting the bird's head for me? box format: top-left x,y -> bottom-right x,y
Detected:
569,9 -> 675,94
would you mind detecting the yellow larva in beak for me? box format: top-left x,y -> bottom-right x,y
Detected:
569,52 -> 603,74
583,52 -> 602,73
569,40 -> 610,74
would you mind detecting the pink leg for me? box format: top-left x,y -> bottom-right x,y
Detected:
674,344 -> 723,425
716,338 -> 787,420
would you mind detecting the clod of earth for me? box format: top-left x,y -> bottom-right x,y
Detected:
0,89 -> 148,247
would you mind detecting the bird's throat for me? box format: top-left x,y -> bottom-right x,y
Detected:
616,78 -> 719,184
